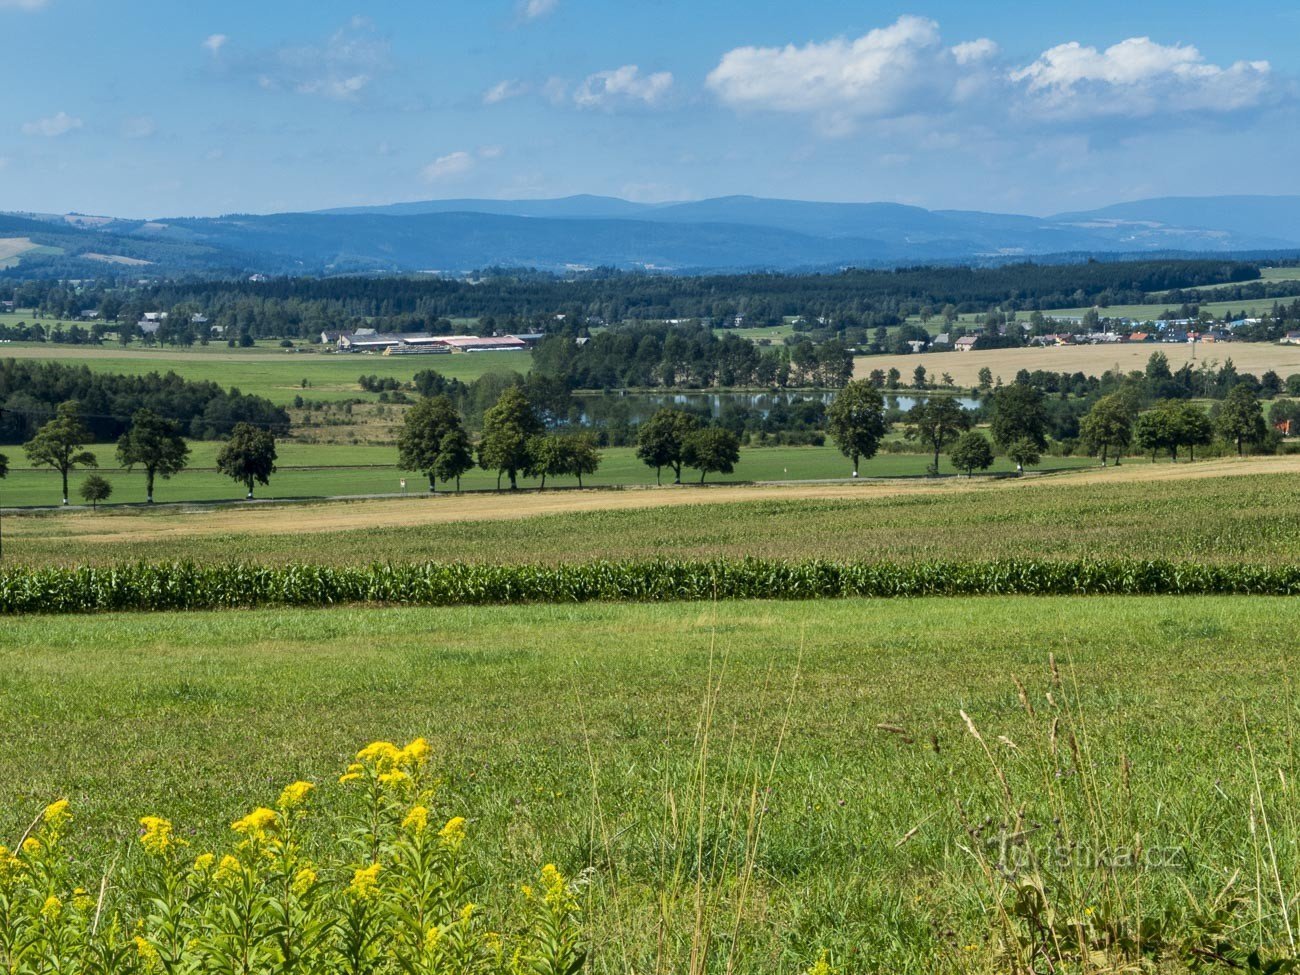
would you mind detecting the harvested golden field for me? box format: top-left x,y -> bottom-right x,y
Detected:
856,341 -> 1300,386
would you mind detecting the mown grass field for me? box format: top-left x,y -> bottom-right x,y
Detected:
6,458 -> 1298,567
856,340 -> 1300,387
0,343 -> 533,404
4,597 -> 1300,972
0,442 -> 1094,508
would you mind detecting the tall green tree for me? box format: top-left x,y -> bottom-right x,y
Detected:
1215,383 -> 1267,456
478,387 -> 543,490
398,395 -> 464,492
431,428 -> 475,492
1005,439 -> 1041,474
216,423 -> 277,499
950,431 -> 994,477
1177,401 -> 1214,462
1079,393 -> 1134,466
826,381 -> 887,476
989,383 -> 1048,471
116,408 -> 190,503
904,398 -> 971,474
636,409 -> 701,485
529,433 -> 603,489
682,427 -> 741,483
24,401 -> 97,505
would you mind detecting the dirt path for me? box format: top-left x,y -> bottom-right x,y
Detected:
10,455 -> 1298,547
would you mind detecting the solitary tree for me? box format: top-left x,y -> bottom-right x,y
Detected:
398,395 -> 464,492
682,427 -> 741,483
478,387 -> 543,490
950,431 -> 994,477
990,383 -> 1048,471
904,398 -> 971,475
1215,383 -> 1267,456
78,474 -> 112,510
827,381 -> 887,476
116,408 -> 190,503
1005,438 -> 1041,474
529,433 -> 603,489
1079,393 -> 1134,466
636,408 -> 701,485
431,428 -> 475,492
25,401 -> 97,505
216,423 -> 277,499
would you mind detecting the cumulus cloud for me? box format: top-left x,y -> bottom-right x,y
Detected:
202,33 -> 228,54
952,38 -> 999,65
121,115 -> 157,139
243,19 -> 390,102
483,79 -> 529,104
574,65 -> 673,110
422,151 -> 473,182
518,0 -> 557,20
22,111 -> 82,137
1012,37 -> 1274,118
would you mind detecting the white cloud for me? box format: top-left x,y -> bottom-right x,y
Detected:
952,38 -> 999,65
483,79 -> 529,104
519,0 -> 557,20
22,111 -> 82,137
712,14 -> 956,120
243,21 -> 390,102
202,33 -> 228,54
477,145 -> 504,160
0,0 -> 50,10
121,115 -> 156,139
574,65 -> 673,110
421,151 -> 475,182
1012,37 -> 1274,118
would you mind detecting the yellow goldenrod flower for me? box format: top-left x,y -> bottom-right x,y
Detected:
135,936 -> 161,971
21,837 -> 41,857
277,781 -> 315,811
291,867 -> 318,896
377,769 -> 411,788
805,950 -> 837,975
192,853 -> 215,874
400,737 -> 431,768
73,891 -> 95,913
356,741 -> 401,768
540,863 -> 579,912
42,799 -> 72,829
520,883 -> 534,900
438,816 -> 467,847
40,894 -> 62,922
348,862 -> 382,900
139,816 -> 180,855
424,925 -> 442,951
402,805 -> 429,834
338,763 -> 365,785
231,807 -> 278,837
214,855 -> 242,884
459,902 -> 476,923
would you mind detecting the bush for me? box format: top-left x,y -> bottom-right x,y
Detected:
0,739 -> 586,974
4,559 -> 1300,614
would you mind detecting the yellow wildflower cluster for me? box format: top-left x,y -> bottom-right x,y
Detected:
348,862 -> 382,901
139,816 -> 182,855
540,863 -> 577,912
438,816 -> 467,848
192,853 -> 215,875
291,866 -> 318,896
43,799 -> 73,833
135,936 -> 161,972
402,805 -> 429,834
805,950 -> 838,975
40,895 -> 62,922
214,855 -> 242,884
277,780 -> 315,811
343,738 -> 432,786
231,807 -> 278,838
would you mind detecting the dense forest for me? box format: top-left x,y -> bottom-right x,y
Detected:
0,361 -> 289,445
0,260 -> 1267,343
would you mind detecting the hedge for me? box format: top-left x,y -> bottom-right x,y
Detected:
2,559 -> 1299,614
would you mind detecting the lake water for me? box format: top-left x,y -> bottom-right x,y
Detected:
574,390 -> 980,424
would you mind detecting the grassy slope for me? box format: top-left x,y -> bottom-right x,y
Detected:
3,597 -> 1298,971
6,462 -> 1298,567
0,443 -> 1094,508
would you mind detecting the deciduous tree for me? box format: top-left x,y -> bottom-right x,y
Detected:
398,395 -> 464,491
827,381 -> 887,476
682,427 -> 741,483
216,423 -> 277,499
116,408 -> 190,503
1215,383 -> 1267,456
636,409 -> 701,485
478,387 -> 543,490
78,474 -> 112,510
904,398 -> 971,475
24,401 -> 97,505
950,431 -> 994,477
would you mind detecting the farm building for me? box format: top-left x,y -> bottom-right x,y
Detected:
954,336 -> 979,352
1283,331 -> 1300,345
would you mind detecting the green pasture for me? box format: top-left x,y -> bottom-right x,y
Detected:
3,597 -> 1300,971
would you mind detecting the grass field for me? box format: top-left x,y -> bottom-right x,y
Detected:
0,442 -> 1094,508
5,456 -> 1297,567
856,340 -> 1300,386
1044,292 -> 1300,321
0,343 -> 533,404
4,596 -> 1300,971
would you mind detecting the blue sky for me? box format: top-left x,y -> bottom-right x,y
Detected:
2,0 -> 1296,217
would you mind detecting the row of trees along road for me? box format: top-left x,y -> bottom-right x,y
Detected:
14,402 -> 277,505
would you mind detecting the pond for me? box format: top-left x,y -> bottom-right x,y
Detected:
573,390 -> 979,425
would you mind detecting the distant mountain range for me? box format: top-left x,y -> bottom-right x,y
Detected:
4,194 -> 1300,277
